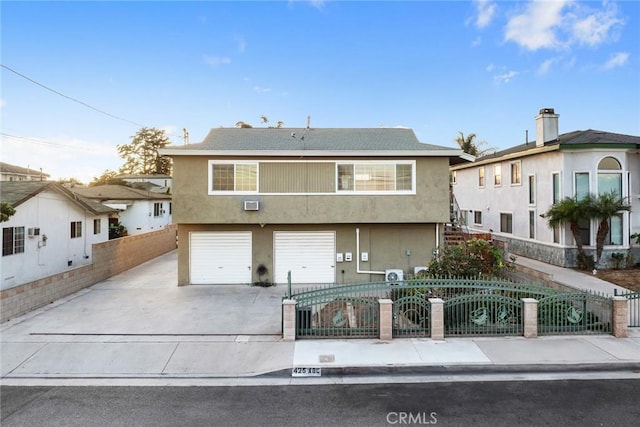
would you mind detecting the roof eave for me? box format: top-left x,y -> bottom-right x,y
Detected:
450,145 -> 560,170
160,149 -> 463,157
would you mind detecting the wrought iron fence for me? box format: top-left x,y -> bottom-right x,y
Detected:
444,293 -> 523,336
538,293 -> 613,334
614,289 -> 640,327
293,283 -> 387,338
393,293 -> 431,337
287,277 -> 614,338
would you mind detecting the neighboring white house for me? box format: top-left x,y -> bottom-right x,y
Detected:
116,174 -> 172,193
1,181 -> 116,290
451,108 -> 640,268
0,162 -> 50,182
71,185 -> 173,236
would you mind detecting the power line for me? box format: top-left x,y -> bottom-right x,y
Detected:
1,63 -> 147,128
0,132 -> 97,151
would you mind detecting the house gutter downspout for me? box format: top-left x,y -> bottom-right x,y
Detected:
356,227 -> 385,275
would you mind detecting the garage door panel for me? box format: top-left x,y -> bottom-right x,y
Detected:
274,232 -> 335,284
190,232 -> 252,284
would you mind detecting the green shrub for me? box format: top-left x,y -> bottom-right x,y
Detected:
427,238 -> 511,278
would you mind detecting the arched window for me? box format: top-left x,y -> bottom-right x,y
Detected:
597,156 -> 622,196
597,156 -> 624,245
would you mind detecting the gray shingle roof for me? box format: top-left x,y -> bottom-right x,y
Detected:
163,128 -> 458,153
0,181 -> 115,214
476,129 -> 640,162
72,185 -> 172,201
0,162 -> 50,178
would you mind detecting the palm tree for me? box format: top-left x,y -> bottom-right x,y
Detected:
543,196 -> 590,256
454,132 -> 489,157
587,191 -> 631,263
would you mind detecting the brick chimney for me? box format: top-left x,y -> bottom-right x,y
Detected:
535,108 -> 559,147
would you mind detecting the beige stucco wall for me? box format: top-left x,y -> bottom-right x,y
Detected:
172,156 -> 450,224
176,223 -> 438,285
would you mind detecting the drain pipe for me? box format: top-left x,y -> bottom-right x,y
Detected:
356,228 -> 385,275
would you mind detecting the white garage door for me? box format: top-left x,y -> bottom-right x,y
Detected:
274,231 -> 335,284
190,232 -> 252,284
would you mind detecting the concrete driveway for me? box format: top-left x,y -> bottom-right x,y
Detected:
3,250 -> 285,337
1,250 -> 294,378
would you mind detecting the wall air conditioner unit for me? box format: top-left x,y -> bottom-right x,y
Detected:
385,269 -> 404,285
414,266 -> 428,276
28,227 -> 41,237
243,200 -> 260,211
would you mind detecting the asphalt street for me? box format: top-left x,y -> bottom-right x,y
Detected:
2,379 -> 640,427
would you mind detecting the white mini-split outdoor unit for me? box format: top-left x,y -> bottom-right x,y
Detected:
385,269 -> 404,285
414,266 -> 428,276
243,201 -> 260,211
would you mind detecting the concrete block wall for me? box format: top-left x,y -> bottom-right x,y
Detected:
1,225 -> 177,322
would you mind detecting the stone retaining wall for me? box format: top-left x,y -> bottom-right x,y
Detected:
1,225 -> 177,322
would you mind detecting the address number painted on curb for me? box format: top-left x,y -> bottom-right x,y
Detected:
292,367 -> 321,377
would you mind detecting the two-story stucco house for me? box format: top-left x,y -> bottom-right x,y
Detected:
451,108 -> 640,268
71,185 -> 173,237
1,181 -> 115,290
161,127 -> 469,285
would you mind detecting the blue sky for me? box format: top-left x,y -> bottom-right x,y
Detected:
1,0 -> 638,183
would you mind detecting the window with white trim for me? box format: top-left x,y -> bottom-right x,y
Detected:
510,161 -> 521,185
93,219 -> 101,235
494,164 -> 502,186
209,162 -> 258,193
2,226 -> 25,256
474,210 -> 482,225
154,202 -> 162,217
575,172 -> 589,201
478,167 -> 485,187
500,213 -> 512,234
336,161 -> 414,193
528,175 -> 536,205
70,221 -> 82,239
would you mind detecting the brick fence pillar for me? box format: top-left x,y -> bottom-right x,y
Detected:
612,296 -> 628,338
429,298 -> 444,341
521,298 -> 538,338
282,299 -> 297,341
379,299 -> 393,341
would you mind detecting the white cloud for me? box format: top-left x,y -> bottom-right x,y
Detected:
571,1 -> 623,46
253,86 -> 271,93
309,0 -> 326,10
603,51 -> 629,70
494,70 -> 519,83
0,99 -> 5,108
504,0 -> 568,51
471,36 -> 482,47
474,0 -> 497,29
485,63 -> 495,72
504,0 -> 625,51
203,55 -> 231,68
537,57 -> 560,75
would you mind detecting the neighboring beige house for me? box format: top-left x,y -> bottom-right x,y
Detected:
451,108 -> 640,268
71,185 -> 173,237
161,127 -> 469,285
0,162 -> 50,181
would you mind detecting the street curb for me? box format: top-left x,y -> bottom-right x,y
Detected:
259,363 -> 640,378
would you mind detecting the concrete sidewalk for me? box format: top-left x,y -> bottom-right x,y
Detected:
1,251 -> 639,385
